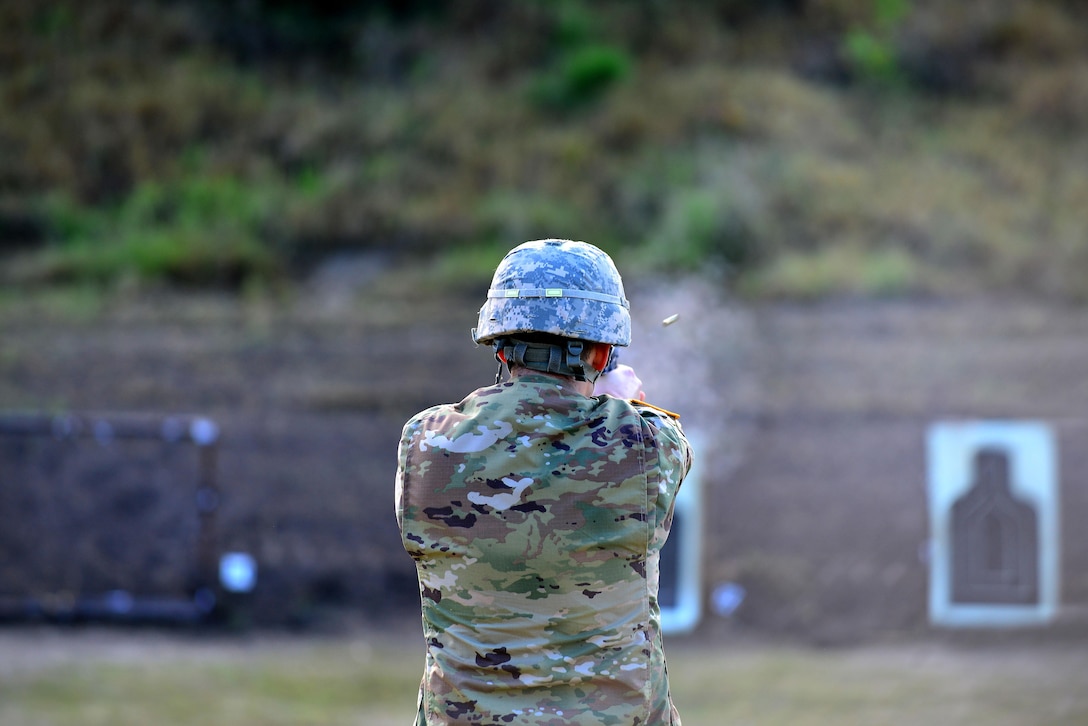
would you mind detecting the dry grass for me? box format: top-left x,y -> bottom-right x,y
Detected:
0,627 -> 1085,726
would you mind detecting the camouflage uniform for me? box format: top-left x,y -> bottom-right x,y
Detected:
396,373 -> 693,725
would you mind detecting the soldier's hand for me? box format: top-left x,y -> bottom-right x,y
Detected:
594,364 -> 645,401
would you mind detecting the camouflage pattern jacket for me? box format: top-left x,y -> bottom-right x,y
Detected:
396,372 -> 693,725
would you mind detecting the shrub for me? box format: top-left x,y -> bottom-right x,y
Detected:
21,176 -> 287,289
843,29 -> 902,86
841,0 -> 910,88
530,44 -> 632,111
633,186 -> 761,276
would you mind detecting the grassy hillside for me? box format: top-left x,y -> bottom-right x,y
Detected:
2,0 -> 1088,300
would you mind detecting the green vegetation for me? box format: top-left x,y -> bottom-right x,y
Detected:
529,43 -> 632,112
842,0 -> 911,87
2,0 -> 1088,300
0,640 -> 420,726
0,635 -> 1085,726
23,175 -> 287,288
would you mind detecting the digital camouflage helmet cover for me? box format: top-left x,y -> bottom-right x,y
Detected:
472,239 -> 632,347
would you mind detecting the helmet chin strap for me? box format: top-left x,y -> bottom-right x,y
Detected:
493,338 -> 603,384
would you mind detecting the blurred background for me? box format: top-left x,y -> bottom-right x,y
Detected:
2,0 -> 1088,723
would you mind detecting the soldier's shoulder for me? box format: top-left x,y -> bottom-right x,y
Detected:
401,401 -> 460,437
406,385 -> 497,420
404,401 -> 449,424
630,399 -> 681,420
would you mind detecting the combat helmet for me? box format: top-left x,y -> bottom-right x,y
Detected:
472,239 -> 631,381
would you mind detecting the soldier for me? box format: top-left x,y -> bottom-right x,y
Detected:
396,239 -> 693,725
